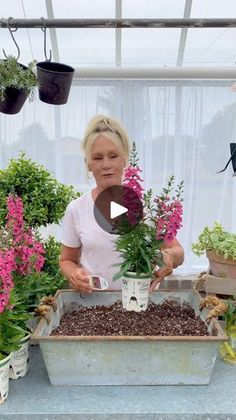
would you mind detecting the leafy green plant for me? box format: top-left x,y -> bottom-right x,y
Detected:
219,297 -> 236,364
0,56 -> 38,102
13,271 -> 67,312
42,236 -> 64,277
0,152 -> 80,228
223,297 -> 236,330
0,289 -> 31,359
192,222 -> 236,261
11,230 -> 67,312
113,222 -> 163,280
113,143 -> 184,280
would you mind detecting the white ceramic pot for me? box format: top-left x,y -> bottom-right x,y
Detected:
9,334 -> 30,380
0,353 -> 11,404
121,272 -> 151,312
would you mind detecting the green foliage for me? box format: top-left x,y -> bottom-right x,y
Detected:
13,270 -> 67,312
13,235 -> 68,311
113,223 -> 163,280
42,235 -> 63,277
223,298 -> 236,330
0,289 -> 32,358
129,142 -> 139,167
0,56 -> 38,102
0,152 -> 80,228
41,235 -> 68,292
192,222 -> 236,261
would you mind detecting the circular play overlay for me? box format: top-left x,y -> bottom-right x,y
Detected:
94,185 -> 143,234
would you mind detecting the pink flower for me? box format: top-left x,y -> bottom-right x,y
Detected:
0,194 -> 46,312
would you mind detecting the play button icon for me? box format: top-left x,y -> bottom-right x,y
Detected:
94,185 -> 143,234
110,201 -> 128,219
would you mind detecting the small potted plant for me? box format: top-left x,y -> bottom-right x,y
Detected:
0,249 -> 31,403
219,297 -> 236,364
0,56 -> 37,115
113,143 -> 184,311
0,194 -> 46,386
192,223 -> 236,279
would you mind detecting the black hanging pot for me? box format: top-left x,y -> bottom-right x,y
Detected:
0,62 -> 30,115
0,86 -> 28,115
36,61 -> 75,105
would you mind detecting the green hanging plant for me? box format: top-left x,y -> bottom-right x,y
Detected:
0,56 -> 38,102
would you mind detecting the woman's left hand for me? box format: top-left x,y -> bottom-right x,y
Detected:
149,250 -> 174,292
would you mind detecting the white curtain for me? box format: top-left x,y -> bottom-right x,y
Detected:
1,79 -> 236,274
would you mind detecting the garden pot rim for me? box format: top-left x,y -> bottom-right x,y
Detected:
31,289 -> 227,343
19,333 -> 31,344
123,271 -> 151,279
207,250 -> 236,265
0,352 -> 12,366
36,61 -> 75,74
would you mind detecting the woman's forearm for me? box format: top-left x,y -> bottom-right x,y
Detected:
161,245 -> 184,268
59,259 -> 79,281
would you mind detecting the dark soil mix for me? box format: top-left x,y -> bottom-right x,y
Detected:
51,299 -> 209,337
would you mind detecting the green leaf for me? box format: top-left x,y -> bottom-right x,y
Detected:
113,261 -> 132,281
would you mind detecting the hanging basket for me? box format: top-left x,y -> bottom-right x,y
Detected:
0,61 -> 36,115
0,62 -> 29,115
0,86 -> 28,114
36,61 -> 75,105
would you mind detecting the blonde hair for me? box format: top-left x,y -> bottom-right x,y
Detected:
81,115 -> 130,167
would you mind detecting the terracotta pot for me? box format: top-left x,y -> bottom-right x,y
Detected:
207,250 -> 236,278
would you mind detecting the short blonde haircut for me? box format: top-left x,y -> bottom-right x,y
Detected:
81,115 -> 130,167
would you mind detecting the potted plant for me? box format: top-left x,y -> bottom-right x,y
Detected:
192,223 -> 236,280
0,243 -> 31,403
0,152 -> 80,228
113,143 -> 184,311
0,290 -> 31,403
0,56 -> 38,115
219,296 -> 236,364
6,291 -> 32,381
0,193 -> 46,385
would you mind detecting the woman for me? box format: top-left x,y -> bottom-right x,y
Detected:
59,115 -> 184,293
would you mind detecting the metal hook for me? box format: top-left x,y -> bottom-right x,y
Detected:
2,17 -> 20,60
216,143 -> 236,174
40,17 -> 52,62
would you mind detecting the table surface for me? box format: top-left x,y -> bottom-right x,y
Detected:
0,344 -> 236,420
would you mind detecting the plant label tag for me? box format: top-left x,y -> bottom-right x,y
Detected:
89,275 -> 109,290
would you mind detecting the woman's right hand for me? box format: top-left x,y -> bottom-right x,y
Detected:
69,267 -> 93,293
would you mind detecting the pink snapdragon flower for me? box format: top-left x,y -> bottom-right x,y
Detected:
0,195 -> 46,312
155,199 -> 183,243
123,166 -> 144,200
123,165 -> 144,225
0,249 -> 16,313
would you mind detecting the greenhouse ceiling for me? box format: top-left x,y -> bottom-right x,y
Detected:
1,0 -> 236,69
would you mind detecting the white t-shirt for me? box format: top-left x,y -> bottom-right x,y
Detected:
61,191 -> 122,289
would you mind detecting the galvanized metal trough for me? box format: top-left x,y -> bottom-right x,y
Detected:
32,289 -> 227,386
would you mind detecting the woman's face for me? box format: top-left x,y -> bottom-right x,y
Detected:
88,135 -> 126,191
